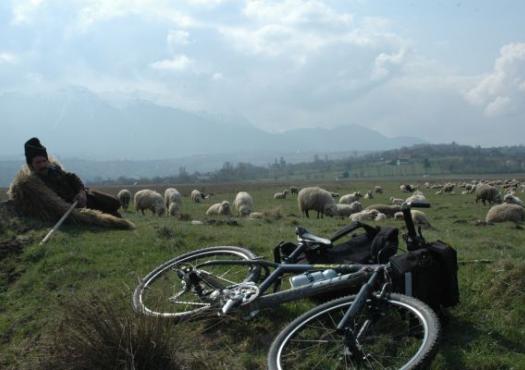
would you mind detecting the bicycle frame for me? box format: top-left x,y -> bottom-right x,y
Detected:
195,258 -> 386,331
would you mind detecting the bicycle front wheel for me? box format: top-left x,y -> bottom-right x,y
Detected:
268,293 -> 440,370
133,246 -> 260,319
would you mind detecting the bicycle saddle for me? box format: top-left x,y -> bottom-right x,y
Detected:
296,226 -> 332,245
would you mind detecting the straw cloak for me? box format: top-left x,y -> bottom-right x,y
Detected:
7,163 -> 135,230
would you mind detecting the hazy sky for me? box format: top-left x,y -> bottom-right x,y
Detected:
1,0 -> 524,146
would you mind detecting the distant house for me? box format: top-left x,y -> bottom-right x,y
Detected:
396,158 -> 410,166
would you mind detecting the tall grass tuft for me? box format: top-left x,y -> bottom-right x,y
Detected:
37,293 -> 200,370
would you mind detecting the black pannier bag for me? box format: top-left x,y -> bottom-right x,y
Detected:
389,240 -> 460,311
274,222 -> 399,266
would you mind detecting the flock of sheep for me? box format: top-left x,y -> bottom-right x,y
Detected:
114,178 -> 525,227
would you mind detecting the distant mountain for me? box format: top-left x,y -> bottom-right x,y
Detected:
0,87 -> 424,161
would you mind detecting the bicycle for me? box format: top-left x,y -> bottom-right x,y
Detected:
133,200 -> 441,369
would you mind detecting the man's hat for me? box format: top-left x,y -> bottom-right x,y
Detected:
24,137 -> 48,165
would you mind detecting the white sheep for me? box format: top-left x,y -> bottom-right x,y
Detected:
324,201 -> 363,218
168,202 -> 180,217
233,192 -> 254,216
274,190 -> 289,199
339,192 -> 362,204
164,187 -> 182,210
406,191 -> 428,205
364,191 -> 374,200
374,212 -> 387,221
134,189 -> 165,216
503,193 -> 524,207
390,197 -> 404,206
350,209 -> 379,222
117,189 -> 131,210
191,189 -> 206,203
297,187 -> 336,218
206,201 -> 232,216
486,203 -> 525,223
394,211 -> 404,221
374,186 -> 383,194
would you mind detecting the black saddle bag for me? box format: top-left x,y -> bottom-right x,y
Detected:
389,240 -> 460,311
274,222 -> 399,265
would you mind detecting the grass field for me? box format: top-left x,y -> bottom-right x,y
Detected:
1,180 -> 524,369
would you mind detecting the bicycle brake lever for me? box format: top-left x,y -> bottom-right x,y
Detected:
221,297 -> 241,315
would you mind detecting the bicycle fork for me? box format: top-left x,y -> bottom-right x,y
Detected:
336,269 -> 382,362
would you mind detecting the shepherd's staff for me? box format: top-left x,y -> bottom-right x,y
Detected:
39,200 -> 78,246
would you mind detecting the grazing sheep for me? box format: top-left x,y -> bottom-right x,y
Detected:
374,186 -> 383,194
298,187 -> 336,218
390,197 -> 404,206
248,211 -> 264,219
394,211 -> 404,221
290,186 -> 299,195
411,210 -> 432,229
475,184 -> 502,205
164,187 -> 182,210
206,201 -> 232,216
274,190 -> 289,199
350,209 -> 379,222
234,191 -> 254,216
486,203 -> 525,223
191,189 -> 207,203
365,204 -> 402,218
374,212 -> 387,222
117,189 -> 131,210
443,183 -> 455,193
406,191 -> 428,205
168,202 -> 180,217
339,192 -> 362,204
324,201 -> 363,218
364,191 -> 374,200
400,184 -> 415,193
503,193 -> 524,207
134,189 -> 165,216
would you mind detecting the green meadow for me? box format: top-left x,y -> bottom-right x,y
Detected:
1,180 -> 524,369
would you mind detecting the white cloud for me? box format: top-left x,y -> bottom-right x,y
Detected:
150,54 -> 193,71
466,42 -> 525,116
0,52 -> 18,64
371,48 -> 406,80
167,29 -> 190,51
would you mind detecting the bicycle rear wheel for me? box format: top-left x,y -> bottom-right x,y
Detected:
268,293 -> 440,370
133,246 -> 259,319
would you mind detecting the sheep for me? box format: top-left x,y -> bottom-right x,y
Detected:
191,189 -> 207,203
339,192 -> 362,204
390,197 -> 404,206
365,204 -> 402,218
289,186 -> 299,195
475,184 -> 502,205
168,202 -> 180,217
274,190 -> 289,199
400,184 -> 415,193
324,201 -> 362,218
486,203 -> 525,223
503,193 -> 524,207
374,186 -> 383,194
443,183 -> 455,193
394,211 -> 404,221
164,187 -> 182,210
406,191 -> 428,205
374,212 -> 387,222
117,189 -> 131,210
364,191 -> 374,200
350,209 -> 379,222
297,187 -> 336,218
233,191 -> 254,217
206,201 -> 232,216
411,210 -> 432,229
134,189 -> 165,216
248,211 -> 264,219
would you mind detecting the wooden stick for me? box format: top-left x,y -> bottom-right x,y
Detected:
39,201 -> 78,246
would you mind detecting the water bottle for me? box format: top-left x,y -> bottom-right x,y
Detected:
290,269 -> 338,288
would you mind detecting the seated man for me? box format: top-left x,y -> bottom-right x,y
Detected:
8,138 -> 134,230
